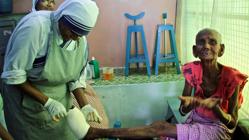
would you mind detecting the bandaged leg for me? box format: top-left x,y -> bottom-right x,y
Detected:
67,107 -> 90,139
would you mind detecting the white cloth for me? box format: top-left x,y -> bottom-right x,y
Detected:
32,0 -> 39,11
1,0 -> 95,91
67,107 -> 90,139
53,0 -> 99,29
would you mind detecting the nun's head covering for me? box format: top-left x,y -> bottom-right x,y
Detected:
53,0 -> 99,36
32,0 -> 39,11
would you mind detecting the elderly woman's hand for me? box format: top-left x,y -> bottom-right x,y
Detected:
199,97 -> 221,109
178,96 -> 200,109
179,96 -> 221,109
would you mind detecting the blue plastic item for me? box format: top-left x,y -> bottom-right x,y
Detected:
154,24 -> 181,75
113,120 -> 121,128
162,12 -> 167,19
109,120 -> 122,140
0,0 -> 12,13
124,12 -> 144,25
124,12 -> 151,77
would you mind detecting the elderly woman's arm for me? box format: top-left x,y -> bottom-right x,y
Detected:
179,80 -> 194,115
213,86 -> 240,129
0,123 -> 13,140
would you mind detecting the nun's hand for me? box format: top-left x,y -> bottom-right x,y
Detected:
81,104 -> 102,123
44,98 -> 67,121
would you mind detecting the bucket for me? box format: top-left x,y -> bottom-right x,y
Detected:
0,0 -> 13,14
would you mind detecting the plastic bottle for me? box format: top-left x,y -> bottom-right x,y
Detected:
109,120 -> 122,140
113,120 -> 121,128
85,64 -> 93,80
162,12 -> 167,24
88,57 -> 100,79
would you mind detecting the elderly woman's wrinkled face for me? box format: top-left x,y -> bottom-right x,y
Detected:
36,0 -> 55,11
194,31 -> 223,61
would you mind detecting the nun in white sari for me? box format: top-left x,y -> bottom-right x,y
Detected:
1,0 -> 100,139
32,0 -> 38,11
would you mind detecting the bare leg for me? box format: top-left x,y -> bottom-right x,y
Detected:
0,123 -> 13,140
84,121 -> 177,140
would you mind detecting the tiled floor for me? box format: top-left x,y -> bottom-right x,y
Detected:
91,65 -> 184,86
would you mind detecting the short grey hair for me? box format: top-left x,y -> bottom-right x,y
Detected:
195,28 -> 222,44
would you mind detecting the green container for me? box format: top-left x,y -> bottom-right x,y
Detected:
89,57 -> 100,79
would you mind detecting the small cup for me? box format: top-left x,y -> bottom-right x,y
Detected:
102,67 -> 114,80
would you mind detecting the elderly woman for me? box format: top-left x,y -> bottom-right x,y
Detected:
1,0 -> 101,139
32,0 -> 55,11
66,28 -> 248,140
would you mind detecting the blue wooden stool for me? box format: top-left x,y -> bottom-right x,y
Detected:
124,12 -> 151,77
154,24 -> 181,75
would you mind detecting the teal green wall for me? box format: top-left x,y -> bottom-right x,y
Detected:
93,81 -> 184,127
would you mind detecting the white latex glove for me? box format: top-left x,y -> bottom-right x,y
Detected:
67,107 -> 90,139
81,104 -> 103,123
44,98 -> 67,121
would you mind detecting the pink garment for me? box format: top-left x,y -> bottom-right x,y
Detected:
161,111 -> 232,140
160,61 -> 248,140
177,111 -> 232,140
182,61 -> 248,120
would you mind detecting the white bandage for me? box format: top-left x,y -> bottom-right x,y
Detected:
67,107 -> 90,139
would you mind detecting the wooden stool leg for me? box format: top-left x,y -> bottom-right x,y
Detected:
125,27 -> 132,76
155,27 -> 162,76
169,29 -> 181,74
141,28 -> 151,77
